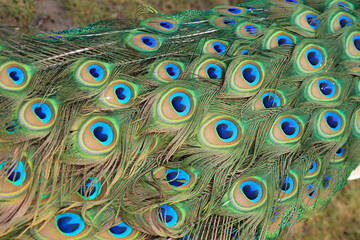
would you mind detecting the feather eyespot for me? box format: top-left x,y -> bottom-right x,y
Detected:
320,173 -> 336,199
157,88 -> 195,123
143,18 -> 179,33
192,58 -> 226,80
254,90 -> 285,109
331,147 -> 346,163
331,0 -> 353,11
152,60 -> 184,82
19,98 -> 57,131
157,204 -> 180,227
270,116 -> 303,144
128,33 -> 162,52
76,60 -> 108,86
237,23 -> 261,38
78,117 -> 118,155
308,77 -> 340,101
101,80 -> 136,107
0,62 -> 30,91
296,44 -> 327,74
279,173 -> 298,201
212,16 -> 237,29
330,12 -> 355,32
154,167 -> 196,190
227,60 -> 264,94
0,157 -> 31,199
322,174 -> 331,189
75,177 -> 106,201
265,31 -> 296,49
199,116 -> 242,148
345,32 -> 360,59
302,183 -> 318,206
96,221 -> 140,239
305,158 -> 321,178
202,40 -> 228,55
230,177 -> 267,211
213,6 -> 247,16
317,110 -> 345,138
294,11 -> 320,33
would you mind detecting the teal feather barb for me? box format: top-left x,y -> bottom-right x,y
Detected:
0,0 -> 360,239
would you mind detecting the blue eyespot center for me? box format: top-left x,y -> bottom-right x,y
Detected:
261,92 -> 281,108
165,169 -> 191,188
215,119 -> 238,142
31,102 -> 52,123
141,36 -> 157,48
7,67 -> 25,85
277,35 -> 293,46
339,16 -> 353,28
322,175 -> 331,188
285,0 -> 298,3
78,177 -> 101,200
353,37 -> 360,51
56,213 -> 85,236
114,84 -> 132,104
223,18 -> 235,26
87,64 -> 105,81
308,160 -> 317,173
245,25 -> 257,35
306,14 -> 320,29
0,160 -> 26,186
90,122 -> 114,146
164,63 -> 180,79
306,49 -> 323,68
336,147 -> 344,157
212,42 -> 226,55
307,184 -> 316,198
159,21 -> 174,29
157,205 -> 178,227
241,64 -> 260,85
109,222 -> 133,238
170,92 -> 191,116
227,8 -> 241,14
240,180 -> 263,202
206,64 -> 222,79
280,118 -> 300,138
324,112 -> 341,131
318,79 -> 336,97
281,176 -> 294,194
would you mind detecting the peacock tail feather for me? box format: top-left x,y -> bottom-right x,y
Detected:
0,0 -> 360,239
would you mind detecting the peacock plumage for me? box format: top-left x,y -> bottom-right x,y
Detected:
0,0 -> 360,239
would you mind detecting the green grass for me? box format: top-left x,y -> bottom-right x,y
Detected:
1,0 -> 360,239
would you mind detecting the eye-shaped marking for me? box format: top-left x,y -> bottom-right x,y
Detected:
237,23 -> 261,39
19,99 -> 57,131
76,60 -> 108,86
322,174 -> 331,189
317,110 -> 345,138
157,88 -> 195,123
330,147 -> 346,163
232,47 -> 255,56
331,1 -> 353,11
227,59 -> 264,93
0,160 -> 26,187
128,33 -> 161,52
157,204 -> 179,227
230,177 -> 267,211
308,77 -> 340,101
305,158 -> 321,178
199,116 -> 242,148
153,167 -> 196,190
265,31 -> 296,49
213,6 -> 247,16
270,116 -> 303,144
192,58 -> 226,80
294,11 -> 320,33
302,183 -> 318,207
329,12 -> 355,32
296,44 -> 327,74
143,18 -> 179,33
109,222 -> 133,238
279,173 -> 298,201
56,213 -> 85,236
151,60 -> 184,82
202,40 -> 228,55
101,80 -> 136,108
254,90 -> 285,109
0,62 -> 30,91
353,108 -> 360,135
96,220 -> 140,239
345,32 -> 360,59
78,117 -> 118,155
212,16 -> 237,29
77,177 -> 102,200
